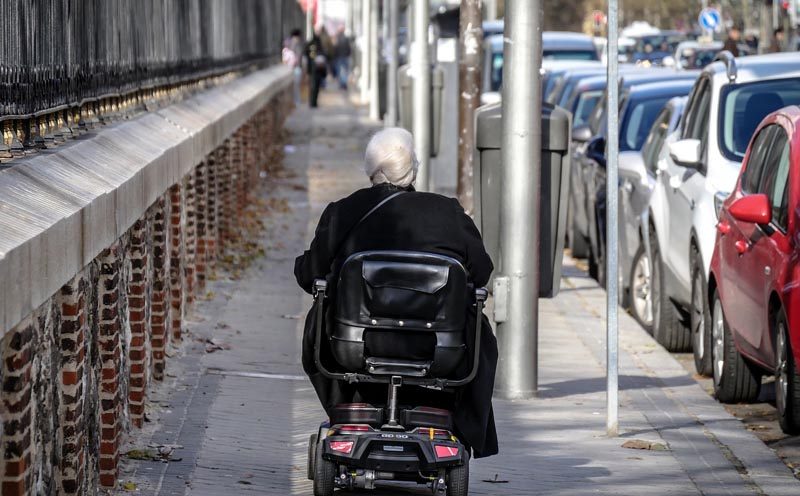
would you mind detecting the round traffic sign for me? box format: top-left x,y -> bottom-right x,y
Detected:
698,8 -> 722,31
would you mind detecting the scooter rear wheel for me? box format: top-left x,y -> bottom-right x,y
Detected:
313,440 -> 336,496
307,434 -> 317,480
446,459 -> 469,496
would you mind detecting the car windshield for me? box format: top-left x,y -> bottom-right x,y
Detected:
543,73 -> 565,101
543,50 -> 598,60
572,90 -> 603,127
677,48 -> 718,69
719,77 -> 800,160
621,96 -> 672,152
634,34 -> 683,54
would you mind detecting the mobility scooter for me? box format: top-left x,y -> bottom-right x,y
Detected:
307,250 -> 487,496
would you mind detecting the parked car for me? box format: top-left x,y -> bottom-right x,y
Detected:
618,96 -> 687,331
564,74 -> 609,258
569,70 -> 698,268
585,79 -> 695,287
709,105 -> 800,434
481,32 -> 601,102
547,67 -> 607,108
667,41 -> 724,70
649,53 -> 800,374
629,31 -> 687,66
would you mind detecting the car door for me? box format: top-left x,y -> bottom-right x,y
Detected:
738,128 -> 791,363
719,125 -> 777,355
621,107 -> 669,270
664,76 -> 711,300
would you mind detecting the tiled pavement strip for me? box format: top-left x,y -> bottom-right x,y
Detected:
117,90 -> 800,495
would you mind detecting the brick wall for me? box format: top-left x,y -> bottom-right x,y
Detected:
0,88 -> 294,495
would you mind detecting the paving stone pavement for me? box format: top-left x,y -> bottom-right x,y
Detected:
117,90 -> 800,496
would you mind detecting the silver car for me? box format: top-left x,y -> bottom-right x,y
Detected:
618,96 -> 687,332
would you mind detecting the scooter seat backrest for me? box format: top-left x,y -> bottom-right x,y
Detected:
329,251 -> 471,375
336,251 -> 469,332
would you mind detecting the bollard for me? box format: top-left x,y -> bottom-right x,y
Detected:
473,102 -> 571,299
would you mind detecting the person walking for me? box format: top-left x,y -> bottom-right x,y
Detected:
305,26 -> 328,108
333,26 -> 352,90
769,27 -> 785,53
283,29 -> 304,105
722,25 -> 741,57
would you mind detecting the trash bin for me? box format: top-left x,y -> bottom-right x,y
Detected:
396,64 -> 444,157
473,102 -> 572,298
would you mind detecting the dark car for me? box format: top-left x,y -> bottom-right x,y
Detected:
482,31 -> 600,96
569,70 -> 698,263
630,31 -> 688,67
547,67 -> 607,108
578,79 -> 696,286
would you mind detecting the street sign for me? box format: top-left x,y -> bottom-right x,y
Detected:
698,8 -> 721,32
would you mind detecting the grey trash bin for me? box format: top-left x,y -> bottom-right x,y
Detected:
473,102 -> 572,298
396,64 -> 444,157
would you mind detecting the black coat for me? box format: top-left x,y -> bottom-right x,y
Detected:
294,183 -> 499,458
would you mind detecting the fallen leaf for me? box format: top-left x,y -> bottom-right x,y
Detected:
123,481 -> 137,491
127,449 -> 155,460
622,439 -> 669,451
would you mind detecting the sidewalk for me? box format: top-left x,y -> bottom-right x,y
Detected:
118,90 -> 800,495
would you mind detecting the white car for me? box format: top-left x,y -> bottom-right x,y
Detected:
618,96 -> 687,332
649,53 -> 800,375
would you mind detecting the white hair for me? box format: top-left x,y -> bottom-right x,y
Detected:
364,128 -> 418,188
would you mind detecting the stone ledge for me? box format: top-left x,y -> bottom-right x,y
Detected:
0,65 -> 292,336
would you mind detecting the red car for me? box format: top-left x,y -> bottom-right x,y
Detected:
709,105 -> 800,434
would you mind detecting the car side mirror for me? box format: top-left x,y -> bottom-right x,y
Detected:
729,194 -> 772,225
573,125 -> 593,143
669,139 -> 702,168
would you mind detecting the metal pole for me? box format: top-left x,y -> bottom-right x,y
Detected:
457,0 -> 482,213
347,0 -> 355,36
412,0 -> 431,191
369,0 -> 381,120
484,0 -> 498,20
606,0 -> 620,438
361,0 -> 372,103
306,1 -> 314,41
386,0 -> 399,126
496,0 -> 541,399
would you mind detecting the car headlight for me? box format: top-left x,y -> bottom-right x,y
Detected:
714,191 -> 729,219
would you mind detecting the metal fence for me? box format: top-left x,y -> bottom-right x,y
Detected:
0,0 -> 304,120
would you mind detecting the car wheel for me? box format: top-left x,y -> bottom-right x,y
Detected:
651,233 -> 691,352
569,222 -> 589,259
691,254 -> 712,376
629,245 -> 653,333
775,308 -> 800,434
711,290 -> 761,403
313,439 -> 337,496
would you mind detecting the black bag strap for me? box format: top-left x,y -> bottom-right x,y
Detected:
330,191 -> 405,268
357,191 -> 405,226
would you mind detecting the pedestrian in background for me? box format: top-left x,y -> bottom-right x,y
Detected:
333,26 -> 352,90
769,27 -> 785,53
305,26 -> 327,108
283,28 -> 304,105
722,25 -> 741,57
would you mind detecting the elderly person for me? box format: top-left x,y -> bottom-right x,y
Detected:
295,128 -> 499,458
